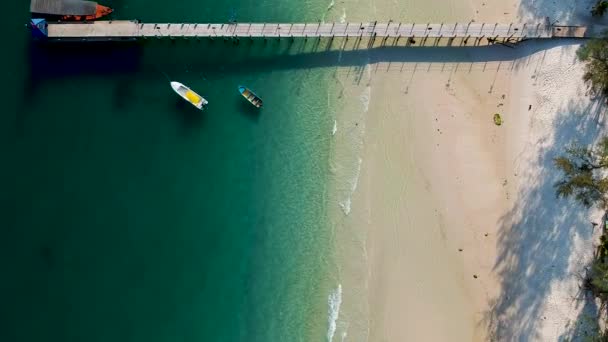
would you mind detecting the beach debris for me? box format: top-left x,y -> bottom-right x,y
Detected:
484,233 -> 489,237
473,274 -> 478,279
458,248 -> 463,252
528,104 -> 532,110
493,113 -> 503,126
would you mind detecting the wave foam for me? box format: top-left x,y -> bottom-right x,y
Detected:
360,86 -> 371,113
327,284 -> 343,342
339,198 -> 351,215
351,157 -> 362,193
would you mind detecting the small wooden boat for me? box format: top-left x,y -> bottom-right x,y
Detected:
238,86 -> 263,108
170,81 -> 208,110
30,0 -> 113,21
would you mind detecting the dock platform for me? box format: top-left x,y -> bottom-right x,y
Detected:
37,20 -> 589,42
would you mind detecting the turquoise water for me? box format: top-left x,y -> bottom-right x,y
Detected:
2,1 -> 342,341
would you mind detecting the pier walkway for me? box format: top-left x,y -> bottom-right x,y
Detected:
41,20 -> 589,41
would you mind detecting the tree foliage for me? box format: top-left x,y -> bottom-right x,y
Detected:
592,0 -> 608,17
591,256 -> 608,295
554,137 -> 608,208
577,38 -> 608,99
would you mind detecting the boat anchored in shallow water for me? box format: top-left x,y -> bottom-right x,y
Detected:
238,86 -> 263,108
171,81 -> 208,110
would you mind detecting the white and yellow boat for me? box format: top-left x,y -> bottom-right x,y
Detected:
170,81 -> 208,110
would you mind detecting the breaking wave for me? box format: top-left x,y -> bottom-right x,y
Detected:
339,8 -> 346,24
327,284 -> 343,342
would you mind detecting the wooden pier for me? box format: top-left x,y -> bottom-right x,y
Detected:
39,20 -> 589,42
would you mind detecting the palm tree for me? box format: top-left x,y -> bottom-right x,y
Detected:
554,137 -> 608,209
577,38 -> 608,99
592,0 -> 608,17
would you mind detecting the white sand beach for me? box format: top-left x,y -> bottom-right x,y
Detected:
326,0 -> 605,340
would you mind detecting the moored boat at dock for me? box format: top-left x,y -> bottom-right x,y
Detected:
238,86 -> 263,108
30,0 -> 113,21
171,82 -> 208,110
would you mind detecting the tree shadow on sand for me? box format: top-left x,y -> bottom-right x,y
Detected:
484,97 -> 605,340
517,0 -> 597,25
558,265 -> 602,340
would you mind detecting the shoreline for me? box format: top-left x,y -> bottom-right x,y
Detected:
324,0 -> 605,339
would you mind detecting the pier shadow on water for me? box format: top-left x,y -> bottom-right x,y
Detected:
137,38 -> 581,77
27,41 -> 143,82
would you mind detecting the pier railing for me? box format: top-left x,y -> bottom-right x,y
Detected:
33,20 -> 589,42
